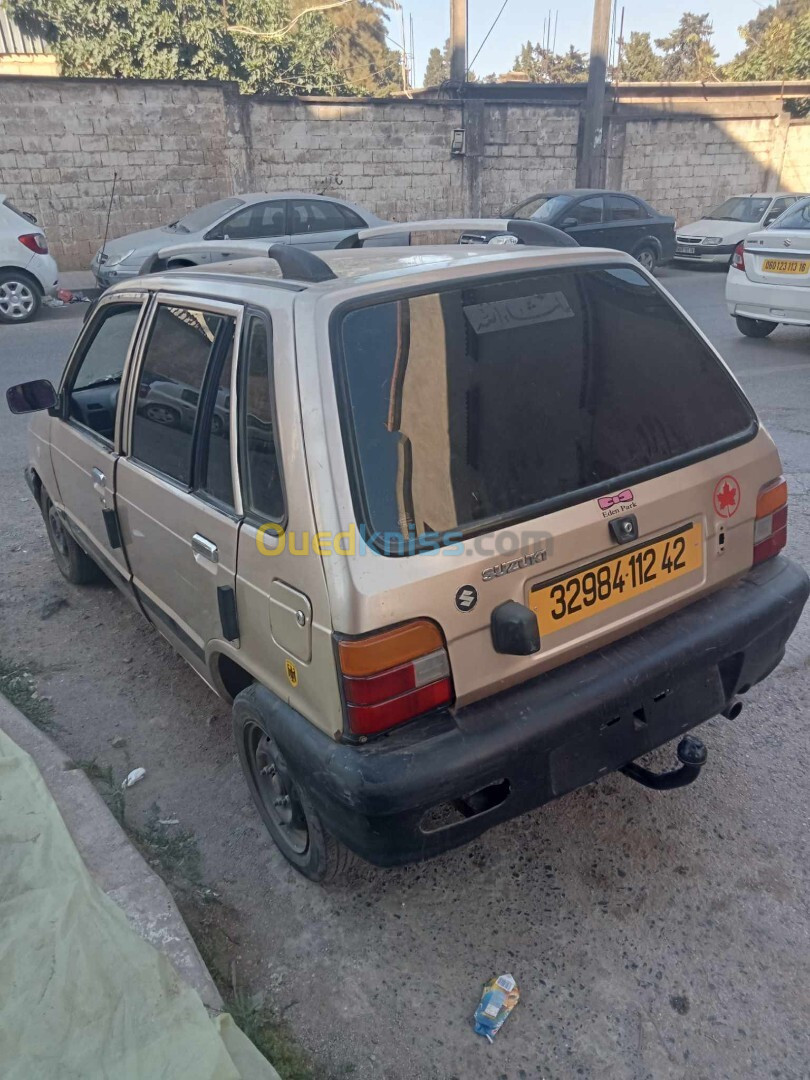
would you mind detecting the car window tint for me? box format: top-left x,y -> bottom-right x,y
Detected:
253,202 -> 286,237
68,303 -> 142,442
240,318 -> 283,519
566,197 -> 604,226
773,200 -> 810,230
334,268 -> 755,553
335,204 -> 367,229
220,205 -> 259,240
132,306 -> 224,484
198,343 -> 235,508
289,199 -> 351,234
608,195 -> 644,221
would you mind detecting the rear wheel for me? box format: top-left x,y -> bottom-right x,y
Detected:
41,490 -> 103,584
233,685 -> 356,882
0,271 -> 41,324
635,245 -> 658,273
736,315 -> 777,338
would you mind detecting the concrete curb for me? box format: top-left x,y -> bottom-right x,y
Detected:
0,695 -> 223,1013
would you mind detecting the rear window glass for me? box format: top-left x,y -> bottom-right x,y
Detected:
334,266 -> 756,553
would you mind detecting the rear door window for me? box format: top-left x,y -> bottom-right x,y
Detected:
239,316 -> 284,520
607,195 -> 646,221
132,305 -> 228,485
289,199 -> 356,235
334,266 -> 756,552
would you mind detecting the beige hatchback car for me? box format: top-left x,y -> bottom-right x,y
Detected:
7,238 -> 808,881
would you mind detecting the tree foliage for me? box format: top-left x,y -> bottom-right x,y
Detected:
514,40 -> 588,82
726,0 -> 810,81
423,39 -> 449,86
8,0 -> 358,94
654,12 -> 718,81
617,31 -> 663,81
318,0 -> 401,93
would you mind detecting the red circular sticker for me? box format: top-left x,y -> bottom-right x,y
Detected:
714,475 -> 740,518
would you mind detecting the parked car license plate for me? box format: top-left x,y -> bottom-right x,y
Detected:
530,523 -> 703,635
762,258 -> 808,274
676,244 -> 696,255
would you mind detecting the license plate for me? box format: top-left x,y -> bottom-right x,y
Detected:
676,244 -> 696,255
530,523 -> 703,636
762,258 -> 808,274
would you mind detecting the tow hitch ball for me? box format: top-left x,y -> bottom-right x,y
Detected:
621,735 -> 708,791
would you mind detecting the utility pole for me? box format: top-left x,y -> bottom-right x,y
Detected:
578,0 -> 612,187
450,0 -> 468,84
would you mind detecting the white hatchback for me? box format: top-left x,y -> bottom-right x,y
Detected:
726,196 -> 810,337
0,195 -> 60,324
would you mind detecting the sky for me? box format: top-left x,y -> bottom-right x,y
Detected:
398,0 -> 764,85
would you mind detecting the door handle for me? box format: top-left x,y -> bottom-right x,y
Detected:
91,467 -> 108,507
192,533 -> 219,563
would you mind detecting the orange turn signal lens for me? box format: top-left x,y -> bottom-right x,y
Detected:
756,477 -> 787,520
338,619 -> 444,678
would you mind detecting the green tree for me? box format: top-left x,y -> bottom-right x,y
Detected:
423,39 -> 449,86
322,0 -> 401,93
655,12 -> 718,81
617,31 -> 664,81
8,0 -> 356,94
726,1 -> 810,81
515,40 -> 587,82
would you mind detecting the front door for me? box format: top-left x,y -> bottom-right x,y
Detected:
559,195 -> 607,248
49,295 -> 147,592
115,297 -> 243,672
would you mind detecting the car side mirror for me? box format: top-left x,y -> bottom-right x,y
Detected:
763,213 -> 779,226
562,217 -> 578,229
6,379 -> 58,414
205,229 -> 224,241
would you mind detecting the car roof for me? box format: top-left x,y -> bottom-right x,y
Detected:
519,189 -> 644,199
232,192 -> 362,205
117,243 -> 632,297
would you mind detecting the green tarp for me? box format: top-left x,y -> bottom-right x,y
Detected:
0,726 -> 279,1080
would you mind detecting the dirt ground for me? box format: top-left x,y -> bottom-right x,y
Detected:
2,271 -> 809,1079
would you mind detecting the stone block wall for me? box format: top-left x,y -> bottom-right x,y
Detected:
1,75 -> 809,269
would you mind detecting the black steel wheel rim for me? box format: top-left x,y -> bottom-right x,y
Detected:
244,721 -> 309,855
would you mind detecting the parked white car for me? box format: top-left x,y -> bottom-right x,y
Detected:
91,192 -> 386,286
674,193 -> 808,265
0,195 -> 60,323
726,196 -> 810,337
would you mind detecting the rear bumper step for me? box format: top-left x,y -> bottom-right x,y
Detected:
255,556 -> 809,867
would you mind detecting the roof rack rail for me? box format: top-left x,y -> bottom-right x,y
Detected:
335,218 -> 577,250
140,244 -> 337,283
266,244 -> 337,282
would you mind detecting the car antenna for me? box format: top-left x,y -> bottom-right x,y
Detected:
99,171 -> 118,269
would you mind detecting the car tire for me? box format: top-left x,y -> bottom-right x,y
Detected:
232,684 -> 357,882
0,270 -> 41,324
41,490 -> 104,585
634,246 -> 658,273
143,403 -> 181,426
736,315 -> 777,339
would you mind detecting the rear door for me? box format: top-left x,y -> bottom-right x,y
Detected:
604,194 -> 651,254
327,263 -> 762,706
49,295 -> 147,592
115,297 -> 243,671
558,195 -> 607,248
288,198 -> 367,249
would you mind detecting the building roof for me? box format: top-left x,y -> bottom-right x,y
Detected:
0,7 -> 50,55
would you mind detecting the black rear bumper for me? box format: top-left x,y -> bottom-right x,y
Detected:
259,556 -> 808,867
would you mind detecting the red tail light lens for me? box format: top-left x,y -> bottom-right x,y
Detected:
18,233 -> 49,255
338,619 -> 454,736
731,242 -> 745,271
753,477 -> 787,565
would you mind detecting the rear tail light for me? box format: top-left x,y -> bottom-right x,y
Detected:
731,242 -> 745,271
18,233 -> 48,255
753,477 -> 788,565
338,619 -> 454,737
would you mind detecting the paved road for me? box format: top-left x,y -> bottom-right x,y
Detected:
1,269 -> 808,1080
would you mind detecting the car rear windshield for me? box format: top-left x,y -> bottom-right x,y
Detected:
333,265 -> 756,554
